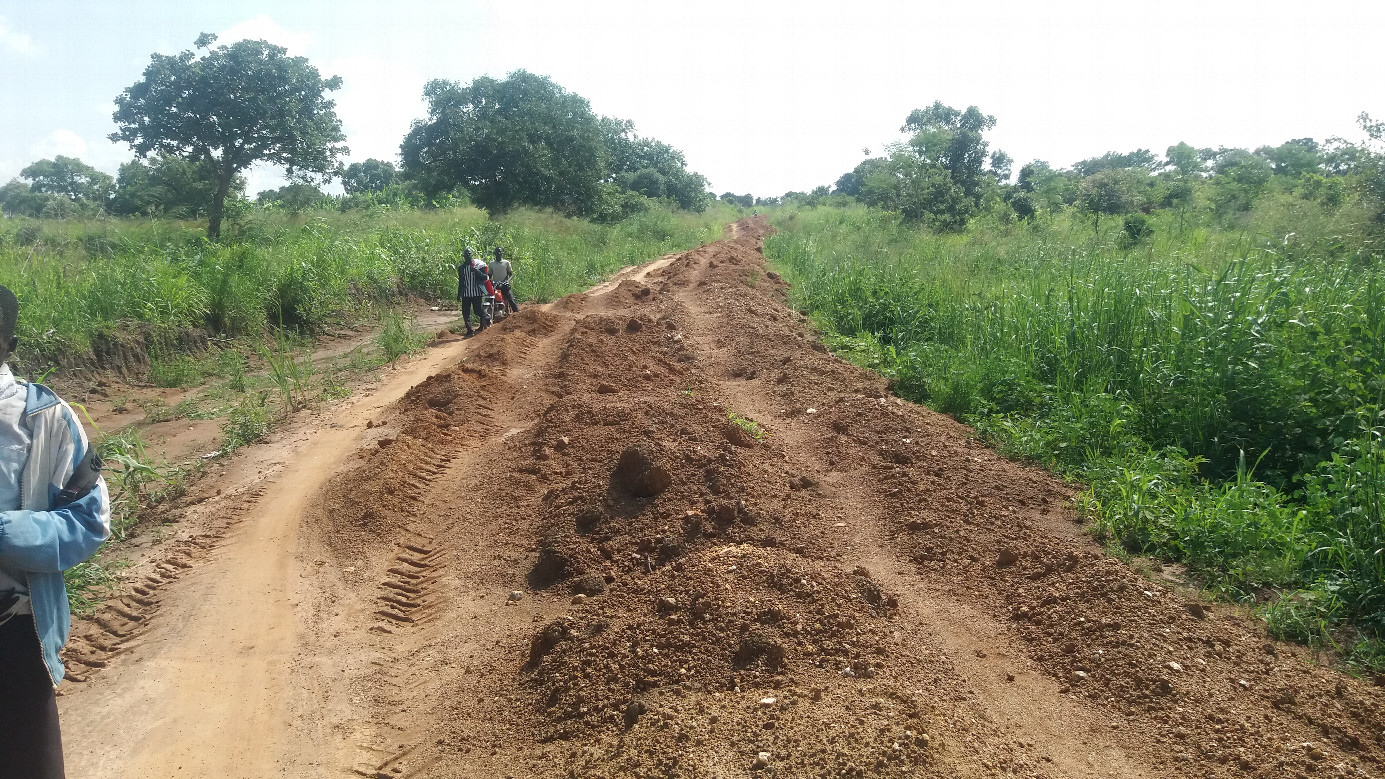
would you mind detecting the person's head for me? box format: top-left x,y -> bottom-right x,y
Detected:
0,285 -> 17,362
494,246 -> 503,261
463,247 -> 473,261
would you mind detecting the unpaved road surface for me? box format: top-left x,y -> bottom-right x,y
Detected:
59,219 -> 1385,778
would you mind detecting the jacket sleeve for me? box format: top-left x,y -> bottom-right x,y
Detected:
0,401 -> 111,573
0,485 -> 109,573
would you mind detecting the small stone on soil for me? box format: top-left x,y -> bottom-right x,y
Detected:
507,590 -> 523,603
752,752 -> 771,770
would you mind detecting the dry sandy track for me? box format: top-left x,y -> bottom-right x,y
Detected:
59,219 -> 1385,778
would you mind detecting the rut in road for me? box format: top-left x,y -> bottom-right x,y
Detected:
62,218 -> 1385,778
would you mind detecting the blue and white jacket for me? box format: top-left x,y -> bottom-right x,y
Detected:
0,380 -> 110,686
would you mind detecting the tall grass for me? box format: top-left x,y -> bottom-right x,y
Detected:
0,204 -> 732,368
766,199 -> 1385,657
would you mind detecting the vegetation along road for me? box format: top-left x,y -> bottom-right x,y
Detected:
51,219 -> 1385,778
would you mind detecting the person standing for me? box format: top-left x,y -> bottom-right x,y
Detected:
456,246 -> 494,337
488,247 -> 519,314
0,283 -> 111,778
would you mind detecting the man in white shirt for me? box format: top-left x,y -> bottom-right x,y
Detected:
488,247 -> 520,314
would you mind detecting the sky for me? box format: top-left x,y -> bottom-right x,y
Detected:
2,0 -> 1384,198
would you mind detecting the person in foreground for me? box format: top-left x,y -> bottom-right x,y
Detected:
0,284 -> 110,778
457,246 -> 496,337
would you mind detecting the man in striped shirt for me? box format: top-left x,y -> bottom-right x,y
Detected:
456,247 -> 495,337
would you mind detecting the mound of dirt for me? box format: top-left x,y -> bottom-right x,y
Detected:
523,546 -> 947,776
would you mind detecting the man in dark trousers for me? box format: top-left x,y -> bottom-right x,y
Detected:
456,246 -> 495,337
0,284 -> 110,777
488,247 -> 519,314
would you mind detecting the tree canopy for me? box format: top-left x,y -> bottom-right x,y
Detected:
341,159 -> 398,195
0,156 -> 115,217
22,156 -> 114,204
838,101 -> 1007,229
401,71 -> 709,219
400,71 -> 608,216
110,33 -> 347,238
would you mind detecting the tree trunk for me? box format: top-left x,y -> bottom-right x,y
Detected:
207,168 -> 234,240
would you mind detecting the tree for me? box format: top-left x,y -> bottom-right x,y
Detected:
626,168 -> 667,199
21,156 -> 114,205
1078,169 -> 1143,232
256,183 -> 330,213
860,155 -> 974,230
834,157 -> 887,197
401,71 -> 607,215
109,154 -> 240,217
341,159 -> 397,194
1072,149 -> 1159,177
719,192 -> 754,208
900,101 -> 998,203
1208,148 -> 1272,214
111,34 -> 347,239
1164,142 -> 1206,176
0,180 -> 44,217
1254,138 -> 1321,179
987,150 -> 1014,184
602,120 -> 709,212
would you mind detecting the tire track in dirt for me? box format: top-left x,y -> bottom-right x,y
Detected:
58,219 -> 1385,778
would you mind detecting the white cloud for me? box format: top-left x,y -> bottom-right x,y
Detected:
29,129 -> 87,160
0,15 -> 35,56
216,14 -> 312,56
325,54 -> 427,166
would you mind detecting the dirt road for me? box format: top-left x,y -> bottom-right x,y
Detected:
59,219 -> 1385,778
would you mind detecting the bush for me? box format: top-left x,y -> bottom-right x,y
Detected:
222,401 -> 271,452
765,201 -> 1385,641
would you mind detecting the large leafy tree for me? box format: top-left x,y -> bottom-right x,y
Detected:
1254,138 -> 1322,179
256,183 -> 330,213
341,158 -> 397,194
900,101 -> 1003,202
1078,168 -> 1145,232
1208,148 -> 1273,214
21,156 -> 114,204
860,156 -> 974,230
601,118 -> 709,212
833,157 -> 887,197
401,71 -> 607,215
839,101 -> 1007,229
110,34 -> 348,238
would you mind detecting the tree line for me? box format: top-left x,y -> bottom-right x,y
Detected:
0,35 -> 711,237
722,101 -> 1385,244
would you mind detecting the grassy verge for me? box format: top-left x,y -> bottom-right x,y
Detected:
765,200 -> 1385,671
0,203 -> 733,370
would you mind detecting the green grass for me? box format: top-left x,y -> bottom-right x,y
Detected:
377,309 -> 428,362
728,411 -> 767,441
0,203 -> 733,373
765,197 -> 1385,662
